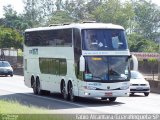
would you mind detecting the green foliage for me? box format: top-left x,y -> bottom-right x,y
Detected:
0,26 -> 23,49
134,0 -> 160,40
0,0 -> 159,52
148,58 -> 158,62
2,5 -> 29,31
92,0 -> 135,29
0,99 -> 50,114
128,33 -> 159,52
18,49 -> 23,56
48,11 -> 74,24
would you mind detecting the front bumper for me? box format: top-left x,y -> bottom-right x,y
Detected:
0,71 -> 13,76
78,89 -> 130,98
130,86 -> 150,93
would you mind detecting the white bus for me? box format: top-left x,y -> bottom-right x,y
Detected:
24,22 -> 131,102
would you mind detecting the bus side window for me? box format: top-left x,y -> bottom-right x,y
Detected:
59,59 -> 67,76
55,59 -> 59,75
24,59 -> 27,71
62,29 -> 72,47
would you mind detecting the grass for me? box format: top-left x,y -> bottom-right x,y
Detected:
0,99 -> 50,114
0,100 -> 69,120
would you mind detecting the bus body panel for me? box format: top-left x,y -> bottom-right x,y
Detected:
24,22 -> 131,100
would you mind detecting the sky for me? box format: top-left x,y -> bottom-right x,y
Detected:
0,0 -> 24,18
0,0 -> 160,18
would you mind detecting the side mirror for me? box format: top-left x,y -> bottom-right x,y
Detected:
79,55 -> 85,72
131,55 -> 138,71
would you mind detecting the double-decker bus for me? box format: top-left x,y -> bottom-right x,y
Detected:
24,22 -> 131,102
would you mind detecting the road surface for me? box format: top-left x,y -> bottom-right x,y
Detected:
0,75 -> 160,114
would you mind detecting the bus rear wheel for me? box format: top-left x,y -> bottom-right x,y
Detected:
36,79 -> 43,95
32,78 -> 38,95
62,82 -> 68,100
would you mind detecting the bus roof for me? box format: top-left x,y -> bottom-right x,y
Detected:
25,23 -> 125,32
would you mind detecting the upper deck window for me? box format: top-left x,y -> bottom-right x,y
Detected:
82,29 -> 128,50
25,29 -> 72,47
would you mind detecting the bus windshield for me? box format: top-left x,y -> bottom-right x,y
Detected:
84,56 -> 129,81
82,29 -> 128,50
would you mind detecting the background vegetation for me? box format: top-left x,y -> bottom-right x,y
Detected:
0,0 -> 159,52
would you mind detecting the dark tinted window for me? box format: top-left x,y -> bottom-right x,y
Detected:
84,56 -> 129,81
39,58 -> 67,75
82,29 -> 128,50
73,28 -> 81,50
73,28 -> 82,79
0,61 -> 11,67
59,59 -> 67,75
25,29 -> 72,47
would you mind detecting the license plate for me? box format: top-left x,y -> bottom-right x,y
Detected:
136,87 -> 143,90
105,92 -> 112,97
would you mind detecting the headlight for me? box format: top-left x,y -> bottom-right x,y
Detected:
146,83 -> 150,87
120,85 -> 129,90
7,69 -> 13,72
120,82 -> 129,90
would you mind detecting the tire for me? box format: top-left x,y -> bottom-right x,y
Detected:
130,92 -> 134,95
10,74 -> 13,77
109,97 -> 117,102
32,79 -> 38,95
62,82 -> 68,100
36,79 -> 43,95
101,97 -> 107,101
68,82 -> 76,102
144,92 -> 149,96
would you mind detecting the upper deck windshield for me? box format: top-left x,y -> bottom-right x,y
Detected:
82,29 -> 128,50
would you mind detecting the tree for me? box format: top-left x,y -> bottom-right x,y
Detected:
0,26 -> 23,49
47,10 -> 73,25
134,0 -> 160,40
128,33 -> 158,52
92,0 -> 135,29
1,5 -> 29,32
23,0 -> 55,27
63,0 -> 89,21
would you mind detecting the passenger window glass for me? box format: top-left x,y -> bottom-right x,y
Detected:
25,29 -> 72,47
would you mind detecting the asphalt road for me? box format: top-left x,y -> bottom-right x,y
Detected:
0,75 -> 160,114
